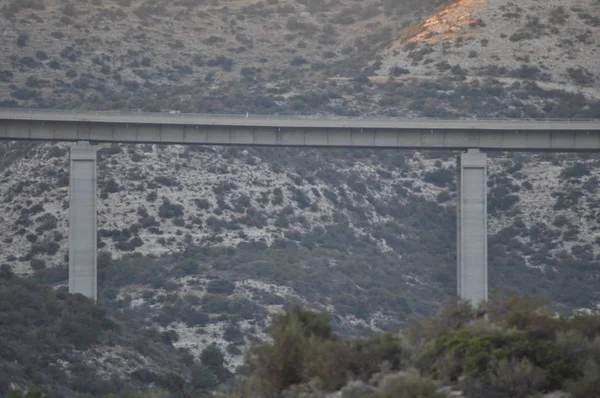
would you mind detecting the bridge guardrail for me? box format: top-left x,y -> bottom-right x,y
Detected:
0,107 -> 598,123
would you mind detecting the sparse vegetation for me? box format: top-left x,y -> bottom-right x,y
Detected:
1,1 -> 600,397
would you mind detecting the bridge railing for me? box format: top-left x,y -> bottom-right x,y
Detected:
0,107 -> 598,123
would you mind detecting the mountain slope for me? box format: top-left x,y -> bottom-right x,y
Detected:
0,269 -> 203,397
1,0 -> 600,394
379,0 -> 600,92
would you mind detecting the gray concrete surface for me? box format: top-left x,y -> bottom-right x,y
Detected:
457,149 -> 488,304
0,109 -> 598,151
68,141 -> 97,300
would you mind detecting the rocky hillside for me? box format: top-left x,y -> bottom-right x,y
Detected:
1,0 -> 600,395
1,0 -> 599,117
0,0 -> 445,110
0,270 -> 208,397
379,0 -> 600,90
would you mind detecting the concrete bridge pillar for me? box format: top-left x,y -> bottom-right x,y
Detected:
457,148 -> 488,305
68,141 -> 97,300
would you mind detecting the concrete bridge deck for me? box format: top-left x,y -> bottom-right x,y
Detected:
0,109 -> 598,151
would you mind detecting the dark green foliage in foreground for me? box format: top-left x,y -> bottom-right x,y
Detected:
6,293 -> 600,398
5,388 -> 48,398
410,293 -> 600,398
225,306 -> 404,396
223,294 -> 600,398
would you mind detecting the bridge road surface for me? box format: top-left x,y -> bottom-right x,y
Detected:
0,109 -> 599,151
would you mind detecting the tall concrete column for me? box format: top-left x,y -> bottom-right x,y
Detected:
457,148 -> 487,305
68,141 -> 97,300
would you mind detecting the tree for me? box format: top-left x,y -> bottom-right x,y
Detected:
201,344 -> 225,369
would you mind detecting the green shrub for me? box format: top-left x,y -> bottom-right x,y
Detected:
565,366 -> 600,398
561,162 -> 590,179
462,358 -> 547,398
11,88 -> 40,100
423,327 -> 577,389
390,67 -> 410,76
6,387 -> 48,398
303,339 -> 361,390
174,259 -> 199,275
423,169 -> 454,188
486,292 -> 551,330
567,67 -> 595,85
366,372 -> 445,398
201,344 -> 225,368
247,307 -> 404,393
225,293 -> 600,397
191,365 -> 220,390
202,295 -> 265,320
30,258 -> 46,270
248,307 -> 333,392
16,33 -> 29,47
207,279 -> 236,295
223,323 -> 245,345
158,199 -> 184,218
0,70 -> 13,82
564,315 -> 600,339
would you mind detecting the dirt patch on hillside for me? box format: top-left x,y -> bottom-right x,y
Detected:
398,0 -> 487,44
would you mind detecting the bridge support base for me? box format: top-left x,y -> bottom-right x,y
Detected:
68,141 -> 97,301
457,149 -> 488,305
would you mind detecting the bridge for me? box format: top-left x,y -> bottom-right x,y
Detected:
1,109 -> 599,150
1,108 -> 599,304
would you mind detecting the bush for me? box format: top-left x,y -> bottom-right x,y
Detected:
225,293 -> 600,397
0,70 -> 13,82
223,324 -> 245,345
175,259 -> 199,275
462,358 -> 547,398
290,57 -> 308,66
191,365 -> 220,390
566,367 -> 600,398
11,88 -> 40,101
16,33 -> 29,47
30,258 -> 46,270
390,67 -> 410,76
201,344 -> 225,368
567,67 -> 595,85
424,169 -> 454,188
487,292 -> 552,330
19,57 -> 39,68
195,198 -> 211,210
202,295 -> 264,320
207,279 -> 236,295
154,176 -> 178,187
207,56 -> 233,72
247,307 -> 404,393
158,199 -> 184,219
561,162 -> 590,179
248,307 -> 333,392
367,372 -> 446,398
436,191 -> 451,203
